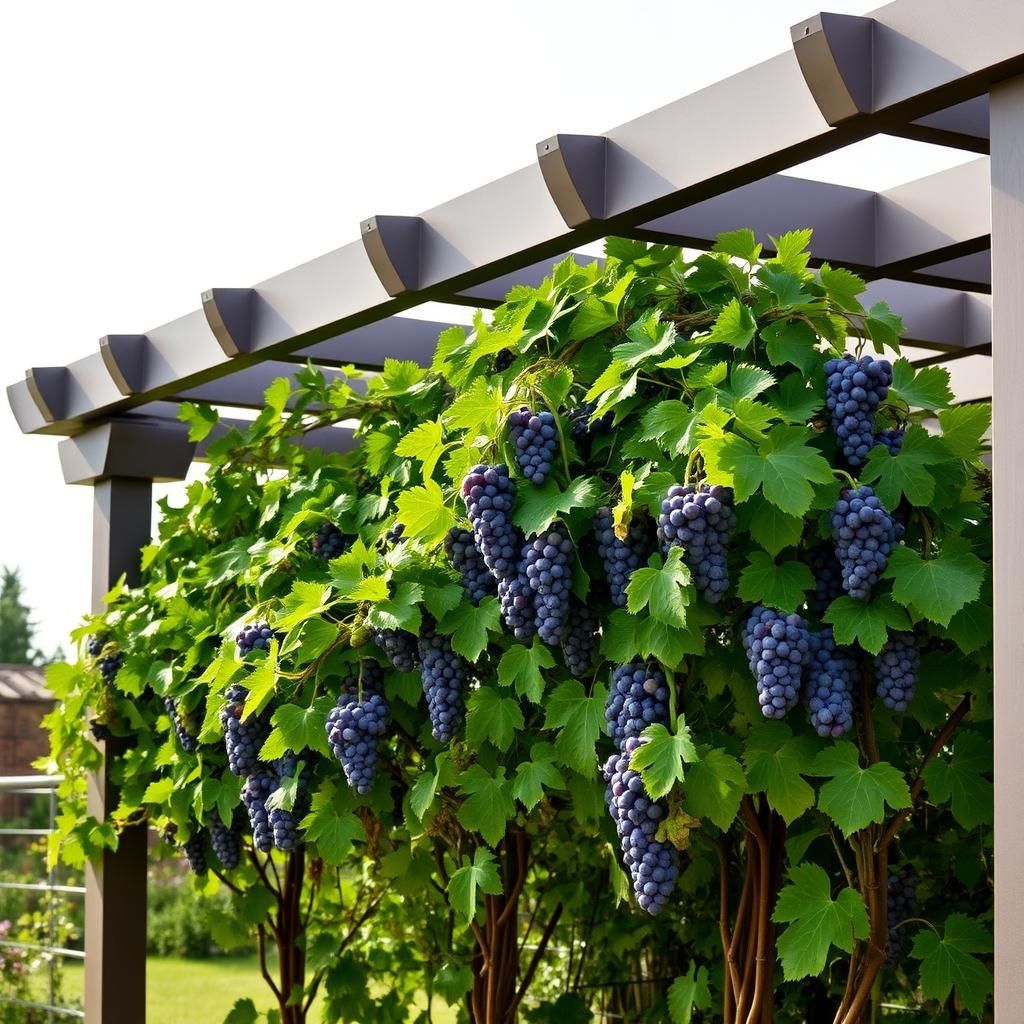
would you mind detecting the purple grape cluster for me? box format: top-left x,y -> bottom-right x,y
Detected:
805,546 -> 844,616
594,508 -> 653,607
87,635 -> 106,658
658,484 -> 735,603
523,531 -> 574,645
372,628 -> 418,672
445,527 -> 497,605
803,628 -> 855,738
606,663 -> 671,748
165,698 -> 199,753
743,606 -> 812,720
220,685 -> 271,777
508,406 -> 559,485
561,602 -> 600,677
462,465 -> 520,581
326,678 -> 391,795
497,570 -> 537,641
831,486 -> 897,601
89,719 -> 112,743
210,817 -> 241,870
269,755 -> 309,852
383,523 -> 405,546
98,651 -> 123,684
418,628 -> 468,743
242,771 -> 275,852
565,402 -> 612,448
312,522 -> 347,559
236,622 -> 281,657
494,348 -> 516,372
875,429 -> 905,457
604,739 -> 678,915
874,633 -> 919,712
183,832 -> 207,875
886,868 -> 915,966
824,354 -> 894,466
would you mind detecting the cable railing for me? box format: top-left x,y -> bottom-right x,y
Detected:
0,774 -> 84,1021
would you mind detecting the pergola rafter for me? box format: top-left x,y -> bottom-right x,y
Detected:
7,1 -> 1021,1020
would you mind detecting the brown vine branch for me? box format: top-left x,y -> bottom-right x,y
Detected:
509,902 -> 564,1017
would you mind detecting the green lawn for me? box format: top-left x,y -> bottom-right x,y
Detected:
31,957 -> 458,1023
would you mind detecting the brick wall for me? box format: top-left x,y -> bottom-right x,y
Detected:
0,698 -> 54,819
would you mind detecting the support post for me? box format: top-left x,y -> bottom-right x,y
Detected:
989,74 -> 1024,1021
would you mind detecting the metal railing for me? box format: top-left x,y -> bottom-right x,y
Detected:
0,775 -> 85,1021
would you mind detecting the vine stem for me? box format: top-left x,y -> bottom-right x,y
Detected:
684,446 -> 703,485
832,467 -> 857,490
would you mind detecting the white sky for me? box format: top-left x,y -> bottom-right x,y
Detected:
0,0 -> 978,655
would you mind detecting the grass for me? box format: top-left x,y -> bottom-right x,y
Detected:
29,956 -> 458,1023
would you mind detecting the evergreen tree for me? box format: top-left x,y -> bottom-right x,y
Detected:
0,566 -> 36,664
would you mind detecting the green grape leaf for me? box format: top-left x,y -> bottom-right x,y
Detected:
366,581 -> 424,633
667,963 -> 712,1024
638,400 -> 700,457
395,479 -> 455,544
812,742 -> 911,837
773,863 -> 870,980
264,699 -> 333,760
864,302 -> 904,349
177,401 -> 219,442
771,373 -> 823,424
860,425 -> 945,507
301,785 -> 364,865
465,686 -> 524,752
761,320 -> 820,375
224,999 -> 259,1024
713,227 -> 761,263
824,595 -> 912,655
456,766 -> 516,847
737,552 -> 813,613
683,748 -> 746,831
768,229 -> 813,274
629,717 -> 698,800
818,264 -> 866,312
625,547 -> 693,628
921,730 -> 993,830
439,596 -> 502,662
514,477 -> 602,538
447,846 -> 503,920
938,403 -> 991,460
497,640 -> 555,703
890,358 -> 953,410
944,598 -> 992,655
742,722 -> 817,824
444,376 -> 506,439
883,541 -> 986,627
746,495 -> 805,557
393,418 -> 445,481
910,914 -> 993,1016
707,299 -> 757,348
512,743 -> 565,810
544,680 -> 610,775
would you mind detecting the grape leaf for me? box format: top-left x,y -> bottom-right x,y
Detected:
439,597 -> 502,661
890,358 -> 953,410
456,766 -> 515,847
683,748 -> 746,830
921,730 -> 993,830
824,595 -> 912,655
707,299 -> 756,348
301,786 -> 364,865
625,547 -> 693,628
761,320 -> 820,375
514,477 -> 602,538
944,598 -> 992,655
864,302 -> 903,350
746,496 -> 805,556
667,963 -> 712,1024
860,425 -> 945,507
394,418 -> 445,481
497,641 -> 555,703
395,479 -> 456,544
818,264 -> 865,312
224,999 -> 259,1024
544,680 -> 609,774
742,722 -> 817,824
883,541 -> 986,627
737,552 -> 813,613
263,700 -> 333,760
812,742 -> 911,837
768,229 -> 813,274
447,847 -> 503,920
512,743 -> 565,810
938,402 -> 991,460
713,227 -> 761,263
638,400 -> 699,456
773,863 -> 870,980
465,686 -> 524,752
910,914 -> 993,1016
444,376 -> 506,438
630,717 -> 698,800
771,373 -> 823,423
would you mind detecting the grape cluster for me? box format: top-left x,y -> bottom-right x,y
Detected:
165,697 -> 199,753
494,348 -> 516,372
743,606 -> 812,720
384,523 -> 405,546
372,628 -> 417,672
183,833 -> 207,875
312,522 -> 347,559
444,527 -> 497,605
508,406 -> 559,485
886,868 -> 915,966
875,429 -> 905,457
98,651 -> 124,684
326,686 -> 391,795
824,354 -> 894,466
874,633 -> 919,712
236,622 -> 281,656
242,771 -> 275,852
269,755 -> 309,852
87,635 -> 106,658
418,628 -> 468,743
523,531 -> 574,645
221,685 -> 270,777
565,402 -> 612,448
803,628 -> 855,738
561,602 -> 600,677
658,484 -> 735,603
606,663 -> 671,748
805,546 -> 844,616
604,740 -> 678,915
462,465 -> 520,581
831,486 -> 897,601
89,719 -> 112,743
594,508 -> 652,607
497,570 -> 536,641
210,818 -> 241,870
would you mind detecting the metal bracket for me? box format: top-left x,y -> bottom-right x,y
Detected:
360,216 -> 423,296
537,134 -> 608,228
99,335 -> 148,395
201,287 -> 255,356
791,13 -> 875,126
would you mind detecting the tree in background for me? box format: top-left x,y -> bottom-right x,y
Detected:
0,566 -> 43,664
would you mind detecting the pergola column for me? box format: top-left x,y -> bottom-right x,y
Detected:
60,418 -> 195,1023
990,74 -> 1024,1020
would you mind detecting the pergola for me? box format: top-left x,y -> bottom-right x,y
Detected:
6,1 -> 1020,1019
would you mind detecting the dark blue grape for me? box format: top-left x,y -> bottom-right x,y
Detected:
89,719 -> 112,743
565,402 -> 612,449
743,606 -> 812,720
606,663 -> 670,750
384,523 -> 405,546
494,348 -> 516,372
886,868 -> 915,966
445,527 -> 497,605
508,406 -> 559,485
417,628 -> 468,743
210,817 -> 241,870
831,485 -> 897,601
98,651 -> 123,684
498,566 -> 536,641
874,633 -> 919,712
242,771 -> 275,852
824,354 -> 894,466
604,738 -> 677,915
523,531 -> 574,645
372,628 -> 418,672
87,635 -> 106,658
804,629 -> 855,738
183,832 -> 207,875
461,464 -> 520,582
805,545 -> 843,616
220,685 -> 271,777
236,621 -> 282,657
658,484 -> 735,603
269,755 -> 310,852
165,697 -> 199,753
312,522 -> 348,559
594,508 -> 653,607
874,429 -> 904,457
326,669 -> 391,795
561,602 -> 600,677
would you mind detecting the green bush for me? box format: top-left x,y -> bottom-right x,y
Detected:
147,876 -> 235,960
